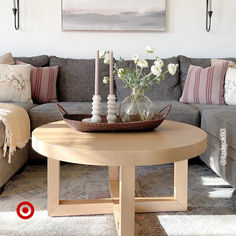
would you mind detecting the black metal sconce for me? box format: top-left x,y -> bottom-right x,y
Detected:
12,0 -> 19,30
206,0 -> 213,32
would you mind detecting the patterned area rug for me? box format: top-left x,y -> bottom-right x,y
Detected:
0,160 -> 235,236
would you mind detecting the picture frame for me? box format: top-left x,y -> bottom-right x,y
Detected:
61,0 -> 166,31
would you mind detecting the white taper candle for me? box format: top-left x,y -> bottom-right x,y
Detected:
95,50 -> 99,95
109,51 -> 114,95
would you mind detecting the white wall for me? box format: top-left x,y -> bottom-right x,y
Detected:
0,0 -> 235,59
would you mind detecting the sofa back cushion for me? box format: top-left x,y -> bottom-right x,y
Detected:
115,57 -> 181,101
49,56 -> 110,102
179,55 -> 236,91
14,55 -> 49,67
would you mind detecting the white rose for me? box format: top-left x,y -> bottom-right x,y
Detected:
104,56 -> 110,64
118,68 -> 124,78
154,59 -> 164,68
168,64 -> 178,75
132,54 -> 139,63
137,59 -> 148,68
103,76 -> 110,84
145,46 -> 155,54
99,50 -> 106,59
151,65 -> 162,77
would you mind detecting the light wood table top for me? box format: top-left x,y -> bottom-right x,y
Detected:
32,120 -> 207,166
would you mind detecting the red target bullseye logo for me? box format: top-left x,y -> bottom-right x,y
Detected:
16,201 -> 34,219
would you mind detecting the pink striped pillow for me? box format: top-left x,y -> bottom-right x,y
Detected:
179,62 -> 228,105
16,60 -> 59,104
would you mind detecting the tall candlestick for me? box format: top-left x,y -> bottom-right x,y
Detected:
109,51 -> 114,95
95,50 -> 99,95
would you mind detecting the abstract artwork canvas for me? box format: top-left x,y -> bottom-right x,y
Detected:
62,0 -> 166,31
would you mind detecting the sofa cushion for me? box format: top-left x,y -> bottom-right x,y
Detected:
6,102 -> 37,112
178,55 -> 236,91
14,55 -> 49,67
49,56 -> 110,102
201,109 -> 236,150
29,102 -> 118,130
190,104 -> 236,114
115,57 -> 181,102
29,101 -> 199,130
153,100 -> 200,126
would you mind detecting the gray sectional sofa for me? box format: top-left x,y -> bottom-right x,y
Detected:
0,54 -> 235,194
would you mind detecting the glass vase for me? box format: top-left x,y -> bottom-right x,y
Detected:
119,88 -> 155,122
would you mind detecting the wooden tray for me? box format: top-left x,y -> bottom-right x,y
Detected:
56,104 -> 172,132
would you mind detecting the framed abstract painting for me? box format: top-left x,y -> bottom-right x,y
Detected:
61,0 -> 166,31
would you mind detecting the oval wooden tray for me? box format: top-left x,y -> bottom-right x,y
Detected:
56,104 -> 172,132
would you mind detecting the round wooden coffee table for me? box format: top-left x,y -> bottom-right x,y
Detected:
32,120 -> 207,236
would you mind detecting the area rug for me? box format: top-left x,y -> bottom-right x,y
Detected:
0,161 -> 235,236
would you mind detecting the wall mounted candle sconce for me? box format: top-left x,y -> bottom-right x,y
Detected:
206,0 -> 213,32
12,0 -> 19,30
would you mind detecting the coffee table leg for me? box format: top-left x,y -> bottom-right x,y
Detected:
174,160 -> 188,210
48,158 -> 60,216
109,166 -> 119,181
119,166 -> 135,236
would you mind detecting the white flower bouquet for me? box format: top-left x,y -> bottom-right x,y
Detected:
100,47 -> 179,122
101,46 -> 178,92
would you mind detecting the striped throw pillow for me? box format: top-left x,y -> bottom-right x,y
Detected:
16,60 -> 59,104
179,62 -> 228,105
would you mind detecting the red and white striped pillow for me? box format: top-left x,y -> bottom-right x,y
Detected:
179,62 -> 228,105
16,60 -> 59,104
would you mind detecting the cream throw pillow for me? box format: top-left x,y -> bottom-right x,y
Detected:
0,53 -> 14,65
0,64 -> 32,103
211,58 -> 236,69
224,68 -> 236,105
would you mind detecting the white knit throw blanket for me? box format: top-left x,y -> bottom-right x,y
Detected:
0,103 -> 30,163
